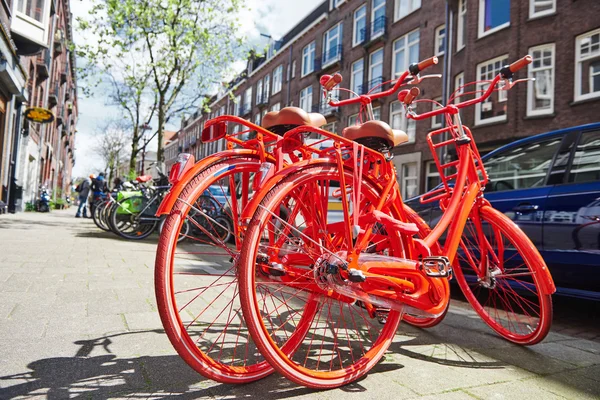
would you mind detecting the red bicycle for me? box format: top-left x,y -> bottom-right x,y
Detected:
234,55 -> 556,388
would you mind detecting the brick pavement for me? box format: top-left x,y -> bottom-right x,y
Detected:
0,210 -> 599,399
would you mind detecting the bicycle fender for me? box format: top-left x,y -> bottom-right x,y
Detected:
155,149 -> 261,216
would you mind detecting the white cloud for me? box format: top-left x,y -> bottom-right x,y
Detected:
71,1 -> 324,177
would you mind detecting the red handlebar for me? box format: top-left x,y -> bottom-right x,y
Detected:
320,73 -> 343,91
402,87 -> 420,105
509,55 -> 532,73
417,56 -> 438,72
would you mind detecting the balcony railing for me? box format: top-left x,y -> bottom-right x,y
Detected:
240,104 -> 252,116
312,101 -> 338,117
358,76 -> 385,95
36,50 -> 51,80
319,44 -> 343,68
359,16 -> 387,44
256,94 -> 269,107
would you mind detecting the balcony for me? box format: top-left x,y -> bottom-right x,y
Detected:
312,102 -> 338,117
36,50 -> 51,80
48,83 -> 59,107
54,30 -> 65,55
358,77 -> 385,95
256,94 -> 269,108
359,16 -> 387,47
318,44 -> 343,69
11,1 -> 53,55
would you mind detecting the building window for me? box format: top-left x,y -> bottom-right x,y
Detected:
479,0 -> 510,38
256,79 -> 263,104
372,107 -> 381,120
454,72 -> 464,103
530,0 -> 555,19
372,0 -> 386,39
351,58 -> 364,95
299,85 -> 313,112
292,60 -> 296,78
425,161 -> 441,191
435,25 -> 445,56
302,41 -> 316,77
254,114 -> 261,126
390,101 -> 416,143
243,87 -> 252,113
16,0 -> 46,22
395,0 -> 420,21
402,162 -> 418,199
457,0 -> 467,51
264,75 -> 270,102
527,43 -> 554,116
323,122 -> 337,132
272,65 -> 283,94
431,98 -> 443,129
271,103 -> 281,112
348,113 -> 359,126
476,55 -> 508,125
368,48 -> 384,93
323,23 -> 343,66
392,29 -> 420,79
353,5 -> 367,46
332,0 -> 346,8
575,29 -> 600,102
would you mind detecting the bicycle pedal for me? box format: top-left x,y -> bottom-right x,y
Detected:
421,256 -> 452,278
348,269 -> 366,283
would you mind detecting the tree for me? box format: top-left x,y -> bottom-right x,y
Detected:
93,119 -> 130,186
77,0 -> 244,164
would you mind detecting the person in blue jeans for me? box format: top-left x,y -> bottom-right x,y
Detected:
75,175 -> 92,218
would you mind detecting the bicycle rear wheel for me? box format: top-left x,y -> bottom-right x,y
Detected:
239,164 -> 414,389
92,200 -> 111,232
110,196 -> 157,240
455,205 -> 553,345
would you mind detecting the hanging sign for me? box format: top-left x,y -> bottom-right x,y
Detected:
24,107 -> 55,123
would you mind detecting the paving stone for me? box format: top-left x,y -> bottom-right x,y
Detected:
465,379 -> 566,400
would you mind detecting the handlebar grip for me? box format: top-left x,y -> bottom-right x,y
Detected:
418,56 -> 439,71
320,73 -> 343,91
403,87 -> 420,105
509,55 -> 532,73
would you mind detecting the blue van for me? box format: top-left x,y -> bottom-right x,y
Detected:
406,123 -> 600,301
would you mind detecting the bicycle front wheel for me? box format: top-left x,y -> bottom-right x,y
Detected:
455,205 -> 553,345
239,164 -> 412,389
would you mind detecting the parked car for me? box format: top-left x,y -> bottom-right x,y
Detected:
406,123 -> 600,301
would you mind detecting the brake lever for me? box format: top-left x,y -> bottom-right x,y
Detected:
409,74 -> 442,85
497,77 -> 534,91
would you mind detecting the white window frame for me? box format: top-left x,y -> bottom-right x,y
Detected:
478,0 -> 511,39
351,58 -> 364,95
392,29 -> 420,79
323,22 -> 343,67
299,85 -> 313,112
272,65 -> 283,94
353,4 -> 367,47
348,113 -> 359,126
390,101 -> 416,143
331,0 -> 346,8
264,75 -> 270,102
591,63 -> 600,94
425,161 -> 441,191
527,43 -> 555,117
394,0 -> 421,22
457,0 -> 467,51
454,72 -> 464,104
529,0 -> 555,19
368,48 -> 384,93
256,79 -> 263,104
372,106 -> 381,120
401,162 -> 418,199
475,54 -> 509,125
431,97 -> 443,129
292,60 -> 296,78
302,41 -> 316,77
254,114 -> 261,126
234,95 -> 241,116
271,102 -> 281,112
575,28 -> 600,102
435,25 -> 445,57
244,87 -> 252,114
371,0 -> 386,39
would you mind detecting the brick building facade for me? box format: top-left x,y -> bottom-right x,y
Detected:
168,0 -> 599,198
0,0 -> 78,213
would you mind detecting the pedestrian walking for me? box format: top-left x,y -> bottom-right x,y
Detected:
75,175 -> 92,218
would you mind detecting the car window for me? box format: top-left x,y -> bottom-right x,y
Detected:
568,129 -> 600,183
485,138 -> 562,192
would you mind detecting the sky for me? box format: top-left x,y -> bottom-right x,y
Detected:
70,0 -> 323,177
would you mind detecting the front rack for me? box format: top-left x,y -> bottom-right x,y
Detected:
421,125 -> 488,204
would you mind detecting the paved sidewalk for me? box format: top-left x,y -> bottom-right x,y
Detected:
0,210 -> 599,399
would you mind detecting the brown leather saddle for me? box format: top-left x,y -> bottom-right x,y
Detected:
343,120 -> 408,151
261,106 -> 326,134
